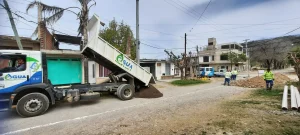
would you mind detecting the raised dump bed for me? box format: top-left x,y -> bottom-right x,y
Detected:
82,14 -> 155,86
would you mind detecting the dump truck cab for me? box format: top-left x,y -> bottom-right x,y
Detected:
0,50 -> 56,116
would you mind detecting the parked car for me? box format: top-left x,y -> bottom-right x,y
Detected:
214,69 -> 227,77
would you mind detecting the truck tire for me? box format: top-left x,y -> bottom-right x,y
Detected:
116,84 -> 135,100
16,93 -> 49,117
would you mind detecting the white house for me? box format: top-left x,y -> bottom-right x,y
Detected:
140,59 -> 175,80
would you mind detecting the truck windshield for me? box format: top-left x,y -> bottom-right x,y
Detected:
0,55 -> 26,73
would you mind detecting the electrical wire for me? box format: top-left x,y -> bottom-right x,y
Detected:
284,26 -> 300,36
190,17 -> 300,35
189,0 -> 212,32
0,24 -> 34,30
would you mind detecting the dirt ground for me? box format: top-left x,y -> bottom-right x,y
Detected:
121,88 -> 300,135
2,74 -> 300,135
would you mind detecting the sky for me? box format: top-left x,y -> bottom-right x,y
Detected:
0,0 -> 300,59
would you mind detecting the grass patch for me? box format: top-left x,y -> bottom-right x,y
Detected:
171,79 -> 208,86
207,87 -> 300,134
252,88 -> 282,99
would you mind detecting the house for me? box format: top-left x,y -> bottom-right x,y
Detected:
197,38 -> 245,71
140,59 -> 175,80
0,22 -> 100,85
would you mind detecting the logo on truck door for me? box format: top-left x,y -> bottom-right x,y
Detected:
116,54 -> 133,71
27,57 -> 41,72
4,74 -> 27,80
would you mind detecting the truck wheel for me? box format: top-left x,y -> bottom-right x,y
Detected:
117,84 -> 135,100
16,93 -> 49,117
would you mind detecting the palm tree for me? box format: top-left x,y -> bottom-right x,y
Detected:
26,0 -> 96,47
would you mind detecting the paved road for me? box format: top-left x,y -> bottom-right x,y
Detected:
0,80 -> 250,135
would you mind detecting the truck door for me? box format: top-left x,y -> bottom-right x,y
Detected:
0,53 -> 31,93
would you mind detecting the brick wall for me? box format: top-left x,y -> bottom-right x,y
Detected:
39,22 -> 54,50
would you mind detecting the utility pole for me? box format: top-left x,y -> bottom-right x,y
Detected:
244,39 -> 250,78
1,0 -> 23,50
184,33 -> 187,79
136,0 -> 140,65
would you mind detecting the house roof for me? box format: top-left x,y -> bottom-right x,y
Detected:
54,34 -> 82,45
0,35 -> 39,43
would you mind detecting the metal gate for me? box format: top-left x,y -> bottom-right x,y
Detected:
47,58 -> 82,85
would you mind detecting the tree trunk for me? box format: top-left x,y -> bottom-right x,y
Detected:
266,59 -> 272,69
180,68 -> 184,80
82,0 -> 89,83
83,0 -> 88,47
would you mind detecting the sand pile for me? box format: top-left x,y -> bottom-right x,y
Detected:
232,73 -> 291,88
135,84 -> 163,98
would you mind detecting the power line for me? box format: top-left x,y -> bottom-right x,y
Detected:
189,0 -> 212,32
284,26 -> 300,36
141,42 -> 164,49
141,42 -> 195,50
167,0 -> 227,33
0,24 -> 34,30
9,7 -> 79,35
164,0 -> 198,19
6,0 -> 27,5
190,17 -> 300,35
12,11 -> 72,36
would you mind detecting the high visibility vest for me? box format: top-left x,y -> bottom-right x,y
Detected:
225,72 -> 232,78
263,71 -> 274,80
232,70 -> 238,75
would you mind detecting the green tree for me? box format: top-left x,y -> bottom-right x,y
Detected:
99,19 -> 136,60
228,52 -> 247,70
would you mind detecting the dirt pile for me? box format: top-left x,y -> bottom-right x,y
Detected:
135,84 -> 163,98
232,73 -> 291,88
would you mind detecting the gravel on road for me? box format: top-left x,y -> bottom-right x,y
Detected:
0,81 -> 251,135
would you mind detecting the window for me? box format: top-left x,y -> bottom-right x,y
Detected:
231,44 -> 235,49
0,55 -> 26,73
212,55 -> 214,61
203,56 -> 209,62
220,54 -> 228,60
206,68 -> 211,71
221,45 -> 229,49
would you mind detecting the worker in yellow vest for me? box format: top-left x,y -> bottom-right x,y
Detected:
231,68 -> 238,80
263,68 -> 274,90
224,70 -> 232,86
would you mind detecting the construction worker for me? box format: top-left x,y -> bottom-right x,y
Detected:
263,68 -> 274,90
231,68 -> 238,80
224,70 -> 232,86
